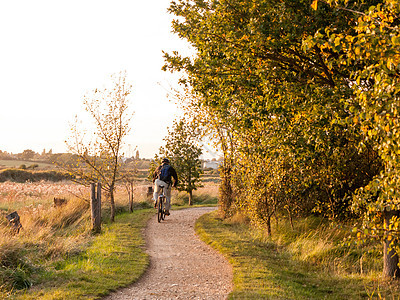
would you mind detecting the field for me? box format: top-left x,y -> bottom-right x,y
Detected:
0,175 -> 219,218
200,168 -> 220,183
0,178 -> 154,296
0,180 -> 163,218
0,181 -> 86,211
0,160 -> 54,170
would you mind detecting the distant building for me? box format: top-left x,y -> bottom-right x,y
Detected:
202,160 -> 221,170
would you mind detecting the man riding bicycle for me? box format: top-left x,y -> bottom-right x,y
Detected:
152,158 -> 178,216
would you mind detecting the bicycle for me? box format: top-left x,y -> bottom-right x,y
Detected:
156,185 -> 167,223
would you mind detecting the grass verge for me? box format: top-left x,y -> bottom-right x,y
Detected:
14,209 -> 153,300
195,211 -> 400,299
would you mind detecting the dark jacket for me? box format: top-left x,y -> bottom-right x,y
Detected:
153,163 -> 178,187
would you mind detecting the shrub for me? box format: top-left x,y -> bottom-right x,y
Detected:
0,169 -> 73,183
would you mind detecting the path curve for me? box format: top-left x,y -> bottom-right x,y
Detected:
104,207 -> 233,300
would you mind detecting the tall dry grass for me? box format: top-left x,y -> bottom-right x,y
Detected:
242,215 -> 383,277
110,181 -> 219,209
0,181 -> 93,293
0,181 -> 88,211
173,182 -> 219,206
0,179 -> 219,294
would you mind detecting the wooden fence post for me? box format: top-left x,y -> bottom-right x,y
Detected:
91,183 -> 102,233
147,186 -> 154,199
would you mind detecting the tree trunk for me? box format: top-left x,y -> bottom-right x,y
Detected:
266,215 -> 272,237
286,207 -> 294,230
129,182 -> 134,213
188,170 -> 193,206
188,190 -> 193,206
264,193 -> 273,237
219,165 -> 233,218
274,205 -> 279,228
128,190 -> 133,212
383,209 -> 400,278
109,185 -> 116,222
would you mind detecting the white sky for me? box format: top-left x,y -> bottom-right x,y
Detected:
0,0 -> 197,159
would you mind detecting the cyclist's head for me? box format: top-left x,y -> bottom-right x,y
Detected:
162,158 -> 170,164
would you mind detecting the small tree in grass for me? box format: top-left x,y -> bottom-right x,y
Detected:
64,71 -> 134,222
121,159 -> 139,212
152,119 -> 203,205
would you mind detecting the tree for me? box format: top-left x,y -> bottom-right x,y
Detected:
20,149 -> 36,160
308,0 -> 400,278
121,160 -> 138,213
64,71 -> 134,222
164,0 -> 399,275
0,151 -> 12,160
156,118 -> 203,205
164,0 -> 380,226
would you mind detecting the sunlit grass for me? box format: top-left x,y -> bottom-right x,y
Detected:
173,182 -> 219,206
196,211 -> 400,299
13,210 -> 153,299
0,180 -> 155,298
0,195 -> 92,295
0,181 -> 88,212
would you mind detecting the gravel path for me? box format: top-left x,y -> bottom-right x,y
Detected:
103,207 -> 233,300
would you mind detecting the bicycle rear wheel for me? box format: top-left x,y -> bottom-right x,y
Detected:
157,198 -> 163,223
161,196 -> 166,220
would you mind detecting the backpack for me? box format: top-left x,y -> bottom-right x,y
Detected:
158,164 -> 171,183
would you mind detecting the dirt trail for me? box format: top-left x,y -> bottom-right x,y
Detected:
103,207 -> 233,300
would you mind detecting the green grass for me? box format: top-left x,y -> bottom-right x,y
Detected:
0,169 -> 71,183
195,211 -> 400,299
14,209 -> 153,300
0,160 -> 54,170
173,192 -> 219,206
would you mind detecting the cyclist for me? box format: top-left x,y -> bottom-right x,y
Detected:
152,158 -> 178,216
